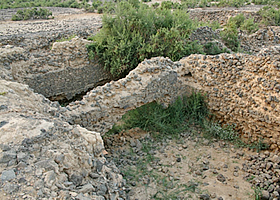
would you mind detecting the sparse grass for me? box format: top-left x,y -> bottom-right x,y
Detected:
107,91 -> 269,199
0,92 -> 7,95
109,92 -> 209,139
253,186 -> 262,200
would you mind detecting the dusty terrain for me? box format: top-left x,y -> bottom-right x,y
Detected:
104,128 -> 258,200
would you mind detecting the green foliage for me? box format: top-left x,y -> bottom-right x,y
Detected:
152,2 -> 160,8
0,92 -> 7,95
258,6 -> 280,26
87,1 -> 203,76
248,139 -> 269,152
240,18 -> 259,34
252,0 -> 280,7
96,1 -> 116,14
161,1 -> 181,9
218,0 -> 247,7
180,0 -> 211,8
91,0 -> 102,9
208,20 -> 221,30
111,92 -> 209,137
203,42 -> 230,55
228,13 -> 245,28
202,121 -> 238,141
221,20 -> 240,52
226,13 -> 259,34
254,186 -> 262,200
1,0 -> 86,9
11,8 -> 52,21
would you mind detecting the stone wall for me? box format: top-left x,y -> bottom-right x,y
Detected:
239,26 -> 280,54
64,54 -> 280,150
180,54 -> 280,150
188,8 -> 262,26
0,37 -> 112,101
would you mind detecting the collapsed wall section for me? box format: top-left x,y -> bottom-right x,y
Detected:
64,57 -> 194,134
65,54 -> 280,150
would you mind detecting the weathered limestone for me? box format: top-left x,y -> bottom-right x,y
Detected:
0,80 -> 126,199
180,54 -> 280,150
0,37 -> 112,101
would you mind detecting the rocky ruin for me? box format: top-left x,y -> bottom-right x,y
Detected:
0,5 -> 280,200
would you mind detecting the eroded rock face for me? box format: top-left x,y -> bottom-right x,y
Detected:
0,37 -> 112,101
0,80 -> 127,199
0,11 -> 112,102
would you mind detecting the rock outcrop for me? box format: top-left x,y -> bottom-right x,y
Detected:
0,10 -> 112,101
0,80 -> 127,199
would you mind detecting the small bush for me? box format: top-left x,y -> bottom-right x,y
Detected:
11,8 -> 52,21
252,0 -> 279,7
220,21 -> 240,52
208,20 -> 221,30
203,42 -> 230,55
96,1 -> 116,14
203,121 -> 238,141
228,13 -> 245,28
161,1 -> 181,9
258,6 -> 280,26
87,1 -> 203,77
152,2 -> 160,8
181,0 -> 198,8
240,18 -> 259,34
218,0 -> 246,7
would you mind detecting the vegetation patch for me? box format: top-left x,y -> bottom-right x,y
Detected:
105,92 -> 268,199
11,7 -> 52,21
1,0 -> 89,9
258,6 -> 280,26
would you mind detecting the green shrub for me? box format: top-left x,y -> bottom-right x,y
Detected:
92,0 -> 102,9
203,42 -> 230,55
252,0 -> 279,7
161,1 -> 174,9
218,0 -> 246,7
240,18 -> 259,34
258,6 -> 280,26
220,21 -> 240,52
203,121 -> 238,141
96,1 -> 116,14
87,1 -> 203,76
208,20 -> 221,30
228,13 -> 245,28
11,8 -> 52,21
180,0 -> 198,8
1,0 -> 88,9
152,2 -> 160,8
227,14 -> 259,34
